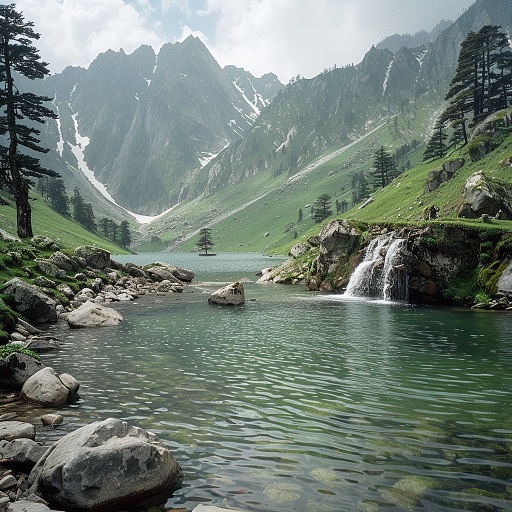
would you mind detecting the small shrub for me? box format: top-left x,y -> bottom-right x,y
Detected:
441,270 -> 480,305
0,343 -> 41,361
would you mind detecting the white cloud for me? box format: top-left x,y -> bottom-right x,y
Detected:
175,24 -> 209,44
205,0 -> 475,82
12,0 -> 166,73
4,0 -> 475,81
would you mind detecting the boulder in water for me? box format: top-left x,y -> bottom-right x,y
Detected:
66,301 -> 123,328
208,282 -> 245,305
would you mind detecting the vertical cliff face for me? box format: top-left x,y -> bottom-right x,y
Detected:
20,36 -> 284,216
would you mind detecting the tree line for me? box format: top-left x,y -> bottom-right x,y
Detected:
424,24 -> 512,161
37,177 -> 132,248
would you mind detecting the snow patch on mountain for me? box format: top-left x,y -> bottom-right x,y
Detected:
68,113 -> 165,224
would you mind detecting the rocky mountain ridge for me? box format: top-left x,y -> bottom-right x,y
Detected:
11,0 -> 512,243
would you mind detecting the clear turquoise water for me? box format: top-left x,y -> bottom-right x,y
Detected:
41,253 -> 512,512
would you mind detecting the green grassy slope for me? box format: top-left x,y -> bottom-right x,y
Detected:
348,131 -> 512,226
137,91 -> 442,254
0,192 -> 130,254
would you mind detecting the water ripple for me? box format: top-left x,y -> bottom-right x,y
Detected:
36,264 -> 512,512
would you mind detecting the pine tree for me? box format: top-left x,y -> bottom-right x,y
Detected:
371,146 -> 396,189
423,119 -> 448,161
442,25 -> 512,143
47,177 -> 69,216
196,227 -> 214,254
311,194 -> 333,223
70,187 -> 96,232
0,4 -> 58,238
119,220 -> 131,248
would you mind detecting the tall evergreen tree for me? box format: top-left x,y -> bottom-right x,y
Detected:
0,4 -> 58,238
119,220 -> 131,249
371,146 -> 396,189
442,25 -> 512,143
423,119 -> 448,161
47,177 -> 69,216
70,187 -> 95,231
311,194 -> 333,223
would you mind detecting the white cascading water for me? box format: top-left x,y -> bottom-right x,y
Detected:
344,234 -> 409,301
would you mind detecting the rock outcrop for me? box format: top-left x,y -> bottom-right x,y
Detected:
1,279 -> 57,324
208,282 -> 245,305
458,171 -> 512,219
66,301 -> 123,328
20,367 -> 79,407
423,158 -> 464,193
497,259 -> 512,300
74,246 -> 111,270
28,418 -> 183,511
0,352 -> 44,389
308,220 -> 361,291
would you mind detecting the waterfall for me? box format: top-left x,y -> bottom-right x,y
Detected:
344,234 -> 409,302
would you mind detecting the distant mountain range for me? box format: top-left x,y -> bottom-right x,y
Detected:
18,0 -> 512,224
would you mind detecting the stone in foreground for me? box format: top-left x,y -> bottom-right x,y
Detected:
28,418 -> 183,512
208,282 -> 245,305
1,278 -> 57,324
66,300 -> 123,328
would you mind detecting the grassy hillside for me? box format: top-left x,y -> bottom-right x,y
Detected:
348,131 -> 512,225
0,192 -> 130,254
134,91 -> 444,254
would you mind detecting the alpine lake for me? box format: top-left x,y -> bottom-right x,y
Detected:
36,253 -> 512,512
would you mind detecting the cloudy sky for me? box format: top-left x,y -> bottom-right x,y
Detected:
4,0 -> 475,82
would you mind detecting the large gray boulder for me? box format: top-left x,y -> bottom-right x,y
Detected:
289,242 -> 310,258
6,501 -> 53,512
28,418 -> 183,511
208,282 -> 245,305
458,171 -> 512,219
20,367 -> 79,407
74,246 -> 111,270
34,259 -> 63,279
161,262 -> 195,282
424,158 -> 464,193
145,265 -> 183,284
1,278 -> 57,323
66,301 -> 123,328
0,351 -> 44,389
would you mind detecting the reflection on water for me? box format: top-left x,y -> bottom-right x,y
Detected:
34,254 -> 512,511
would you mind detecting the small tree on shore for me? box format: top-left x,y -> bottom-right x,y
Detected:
196,227 -> 214,254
